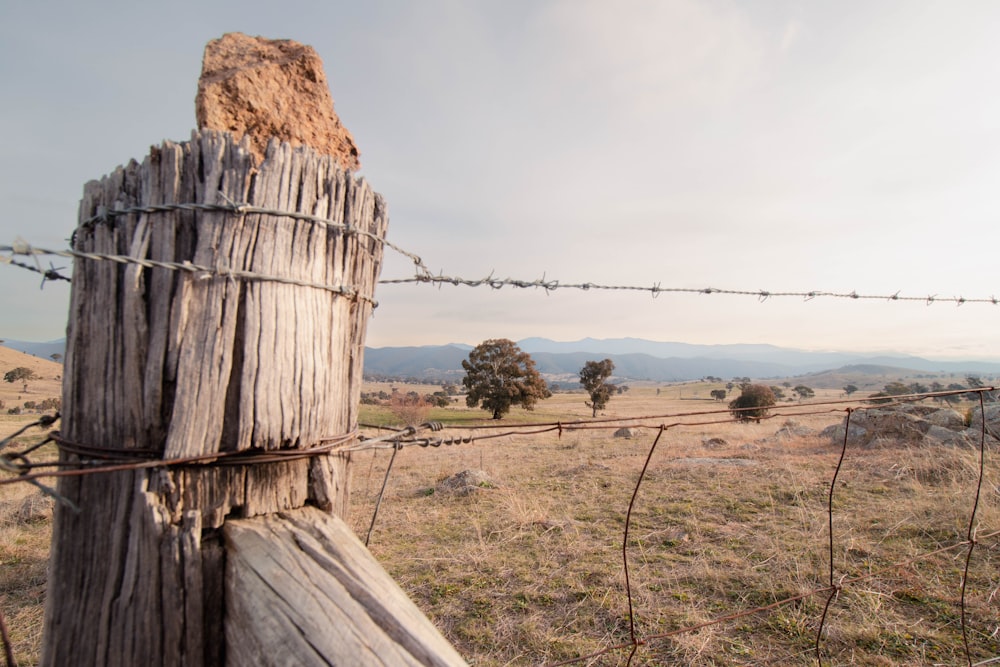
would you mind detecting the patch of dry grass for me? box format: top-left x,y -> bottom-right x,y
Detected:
1,416 -> 58,667
351,391 -> 999,666
2,389 -> 997,666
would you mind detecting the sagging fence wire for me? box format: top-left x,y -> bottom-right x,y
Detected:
0,389 -> 997,664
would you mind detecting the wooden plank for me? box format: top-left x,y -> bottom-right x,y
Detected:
225,507 -> 467,667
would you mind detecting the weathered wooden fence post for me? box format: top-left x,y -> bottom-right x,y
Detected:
41,128 -> 464,664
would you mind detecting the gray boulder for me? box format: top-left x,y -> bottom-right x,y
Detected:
926,409 -> 965,431
820,422 -> 868,445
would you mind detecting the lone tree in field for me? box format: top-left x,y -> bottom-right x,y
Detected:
843,384 -> 858,397
580,358 -> 615,417
4,366 -> 37,392
462,339 -> 551,419
793,385 -> 815,401
729,384 -> 776,423
710,389 -> 727,401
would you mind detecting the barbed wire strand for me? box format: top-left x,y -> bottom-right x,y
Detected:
381,272 -> 1000,306
7,234 -> 1000,307
1,243 -> 377,305
78,200 -> 432,277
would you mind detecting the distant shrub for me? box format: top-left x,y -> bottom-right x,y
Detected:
729,384 -> 776,423
37,397 -> 60,411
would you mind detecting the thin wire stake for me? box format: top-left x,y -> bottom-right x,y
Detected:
960,393 -> 988,667
622,424 -> 667,665
0,603 -> 14,667
366,440 -> 404,547
816,407 -> 852,666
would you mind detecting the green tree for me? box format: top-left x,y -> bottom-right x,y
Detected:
710,389 -> 727,401
867,381 -> 911,404
964,375 -> 997,401
579,359 -> 615,417
793,385 -> 815,400
462,339 -> 551,419
729,384 -> 776,423
729,384 -> 777,423
843,384 -> 859,397
4,367 -> 37,391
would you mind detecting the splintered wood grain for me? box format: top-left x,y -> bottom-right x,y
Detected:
45,130 -> 389,665
225,507 -> 468,667
64,130 -> 385,461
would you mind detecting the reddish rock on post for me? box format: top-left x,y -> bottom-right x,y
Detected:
195,32 -> 361,169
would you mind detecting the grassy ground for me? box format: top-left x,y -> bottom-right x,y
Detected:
351,387 -> 999,665
0,415 -> 57,667
1,385 -> 997,665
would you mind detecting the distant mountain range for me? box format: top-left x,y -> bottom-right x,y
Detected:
5,336 -> 998,385
0,338 -> 65,360
364,338 -> 1000,383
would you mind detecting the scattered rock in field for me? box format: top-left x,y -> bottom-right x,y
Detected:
821,404 -> 999,448
701,437 -> 728,449
772,419 -> 814,439
967,404 -> 1000,441
614,427 -> 640,439
196,32 -> 361,168
924,425 -> 975,447
926,408 -> 965,430
436,469 -> 499,495
819,422 -> 868,444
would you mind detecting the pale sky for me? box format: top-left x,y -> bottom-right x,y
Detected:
2,1 -> 999,359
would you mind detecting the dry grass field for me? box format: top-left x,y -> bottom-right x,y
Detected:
351,385 -> 999,666
1,374 -> 997,666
